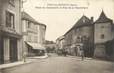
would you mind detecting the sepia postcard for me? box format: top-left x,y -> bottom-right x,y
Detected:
0,0 -> 114,73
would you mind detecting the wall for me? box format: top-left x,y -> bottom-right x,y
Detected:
94,22 -> 113,43
0,0 -> 22,34
94,22 -> 113,58
37,24 -> 46,44
0,0 -> 23,62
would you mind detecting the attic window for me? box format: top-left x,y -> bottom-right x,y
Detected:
83,18 -> 85,23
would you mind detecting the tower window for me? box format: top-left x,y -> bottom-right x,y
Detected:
101,34 -> 104,39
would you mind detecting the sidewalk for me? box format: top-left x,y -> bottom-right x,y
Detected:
0,60 -> 32,69
28,54 -> 48,59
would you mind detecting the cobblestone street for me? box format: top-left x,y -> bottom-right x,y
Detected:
0,55 -> 114,73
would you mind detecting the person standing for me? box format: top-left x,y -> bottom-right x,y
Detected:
80,46 -> 84,61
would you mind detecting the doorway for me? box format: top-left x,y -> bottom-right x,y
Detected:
10,38 -> 18,62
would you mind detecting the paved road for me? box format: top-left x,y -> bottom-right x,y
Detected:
1,55 -> 114,73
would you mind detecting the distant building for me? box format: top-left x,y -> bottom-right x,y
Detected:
44,40 -> 56,53
22,12 -> 46,56
61,10 -> 114,60
56,36 -> 65,50
56,36 -> 65,49
0,0 -> 23,64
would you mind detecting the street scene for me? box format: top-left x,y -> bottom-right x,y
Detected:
0,0 -> 114,73
0,54 -> 114,73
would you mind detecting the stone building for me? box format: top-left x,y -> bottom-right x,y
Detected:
62,11 -> 114,59
0,0 -> 23,64
22,12 -> 46,56
44,40 -> 56,53
56,36 -> 65,50
56,36 -> 65,54
64,15 -> 94,57
94,11 -> 114,59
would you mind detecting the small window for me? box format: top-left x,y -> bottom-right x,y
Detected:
27,21 -> 31,28
101,26 -> 104,28
77,36 -> 80,39
6,11 -> 15,29
101,34 -> 104,39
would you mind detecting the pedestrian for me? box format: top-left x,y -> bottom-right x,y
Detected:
81,50 -> 84,61
80,46 -> 84,61
23,52 -> 27,62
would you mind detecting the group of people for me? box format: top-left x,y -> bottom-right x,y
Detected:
57,47 -> 85,61
57,49 -> 68,56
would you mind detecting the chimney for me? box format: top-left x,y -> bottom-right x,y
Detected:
91,17 -> 94,22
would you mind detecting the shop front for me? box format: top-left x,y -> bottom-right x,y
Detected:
26,42 -> 46,57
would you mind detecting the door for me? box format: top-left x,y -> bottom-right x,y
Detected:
10,38 -> 18,62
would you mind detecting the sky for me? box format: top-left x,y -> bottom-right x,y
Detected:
23,0 -> 114,42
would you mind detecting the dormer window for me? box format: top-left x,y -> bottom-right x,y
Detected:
83,19 -> 85,23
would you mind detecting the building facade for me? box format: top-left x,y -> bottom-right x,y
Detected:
56,36 -> 65,50
44,40 -> 56,53
64,15 -> 94,57
94,11 -> 114,59
61,11 -> 114,59
56,36 -> 65,54
22,12 -> 46,56
0,0 -> 23,64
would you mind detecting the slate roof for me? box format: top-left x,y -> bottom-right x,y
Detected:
64,15 -> 92,36
21,12 -> 46,27
73,15 -> 92,28
95,10 -> 112,23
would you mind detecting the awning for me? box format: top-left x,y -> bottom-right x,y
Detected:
26,42 -> 45,50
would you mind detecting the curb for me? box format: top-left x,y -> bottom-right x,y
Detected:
0,61 -> 32,69
28,55 -> 48,59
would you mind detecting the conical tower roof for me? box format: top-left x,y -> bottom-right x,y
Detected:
95,10 -> 112,23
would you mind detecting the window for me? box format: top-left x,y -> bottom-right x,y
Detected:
6,11 -> 15,29
27,21 -> 31,28
77,36 -> 80,39
101,34 -> 104,39
77,36 -> 81,43
101,26 -> 104,28
28,35 -> 31,42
